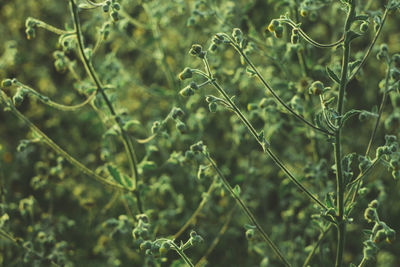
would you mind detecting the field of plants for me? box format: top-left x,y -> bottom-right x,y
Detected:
0,0 -> 399,266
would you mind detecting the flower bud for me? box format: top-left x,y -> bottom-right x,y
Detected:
208,102 -> 217,113
179,86 -> 195,97
309,81 -> 324,95
360,22 -> 369,33
1,79 -> 13,87
267,19 -> 279,33
178,68 -> 193,80
364,207 -> 376,223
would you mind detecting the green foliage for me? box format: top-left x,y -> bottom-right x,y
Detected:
1,0 -> 400,266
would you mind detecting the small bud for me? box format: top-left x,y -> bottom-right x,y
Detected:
274,25 -> 283,38
190,141 -> 204,153
208,102 -> 217,113
376,146 -> 385,158
189,44 -> 203,57
176,120 -> 187,134
380,44 -> 388,53
171,107 -> 185,119
360,22 -> 369,33
189,82 -> 198,90
300,9 -> 308,17
110,11 -> 119,22
309,81 -> 324,95
178,68 -> 193,80
1,79 -> 13,87
368,200 -> 379,209
151,121 -> 160,134
140,240 -> 152,251
364,207 -> 376,223
232,28 -> 243,43
245,229 -> 255,240
385,228 -> 396,244
209,43 -> 218,53
374,229 -> 387,243
25,27 -> 36,40
102,4 -> 109,12
267,19 -> 279,33
112,3 -> 121,11
179,86 -> 195,97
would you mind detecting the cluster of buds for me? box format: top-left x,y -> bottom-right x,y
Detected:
208,34 -> 225,53
25,18 -> 37,40
102,0 -> 121,22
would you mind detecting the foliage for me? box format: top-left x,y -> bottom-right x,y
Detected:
0,0 -> 400,266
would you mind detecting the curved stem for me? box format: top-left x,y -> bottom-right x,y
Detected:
279,19 -> 344,48
69,0 -> 143,212
210,80 -> 327,210
303,224 -> 333,267
205,154 -> 291,267
14,81 -> 96,111
348,6 -> 389,82
350,60 -> 391,203
0,92 -> 128,191
227,40 -> 333,136
173,179 -> 217,239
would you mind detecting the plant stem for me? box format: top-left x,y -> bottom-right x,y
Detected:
205,154 -> 291,267
210,80 -> 327,210
69,0 -> 143,213
334,2 -> 356,266
0,92 -> 129,192
232,43 -> 334,136
348,6 -> 389,82
350,60 -> 392,203
303,224 -> 332,267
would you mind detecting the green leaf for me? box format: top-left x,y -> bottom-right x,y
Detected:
107,165 -> 123,185
326,67 -> 340,84
341,109 -> 362,127
233,185 -> 241,196
353,15 -> 369,21
122,174 -> 133,189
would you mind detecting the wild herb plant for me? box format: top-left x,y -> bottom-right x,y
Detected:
0,0 -> 400,266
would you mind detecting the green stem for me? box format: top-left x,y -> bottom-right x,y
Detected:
348,6 -> 389,82
0,92 -> 129,192
229,41 -> 333,136
303,224 -> 332,267
69,0 -> 143,213
205,154 -> 291,267
210,80 -> 327,210
350,59 -> 391,203
334,2 -> 356,266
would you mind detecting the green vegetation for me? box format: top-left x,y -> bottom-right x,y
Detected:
0,0 -> 399,266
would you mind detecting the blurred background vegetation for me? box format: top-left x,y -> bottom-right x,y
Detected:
0,0 -> 399,266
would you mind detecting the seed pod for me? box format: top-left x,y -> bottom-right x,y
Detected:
110,11 -> 119,22
102,4 -> 109,12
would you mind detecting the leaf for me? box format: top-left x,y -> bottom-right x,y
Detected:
244,224 -> 256,230
353,15 -> 369,21
107,165 -> 123,185
326,67 -> 340,84
346,30 -> 361,43
341,109 -> 362,127
325,193 -> 335,209
122,175 -> 133,189
233,185 -> 241,196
